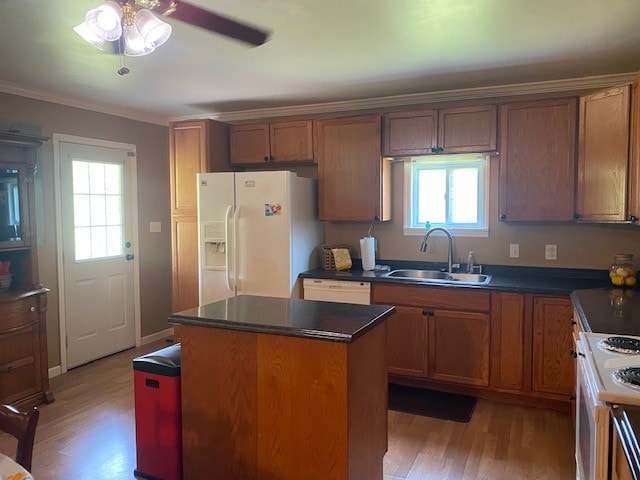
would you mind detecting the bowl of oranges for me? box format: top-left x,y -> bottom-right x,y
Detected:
609,254 -> 637,287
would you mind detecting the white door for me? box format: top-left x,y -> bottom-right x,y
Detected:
235,171 -> 292,297
59,141 -> 136,369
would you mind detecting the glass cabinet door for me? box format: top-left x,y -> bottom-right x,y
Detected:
0,163 -> 29,248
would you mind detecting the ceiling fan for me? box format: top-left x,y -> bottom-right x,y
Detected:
75,0 -> 270,62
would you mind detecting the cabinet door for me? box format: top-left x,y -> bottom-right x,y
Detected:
531,296 -> 573,396
438,105 -> 497,153
628,74 -> 640,222
383,110 -> 437,156
269,121 -> 314,163
171,216 -> 199,312
170,120 -> 211,215
230,124 -> 270,164
316,116 -> 389,221
499,98 -> 577,221
428,309 -> 490,387
386,306 -> 428,378
490,292 -> 525,392
577,85 -> 631,222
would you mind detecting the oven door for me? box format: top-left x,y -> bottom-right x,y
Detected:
576,339 -> 611,480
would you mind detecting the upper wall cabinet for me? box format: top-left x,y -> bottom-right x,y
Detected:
576,85 -> 631,222
316,115 -> 391,222
498,98 -> 577,222
629,74 -> 640,222
383,105 -> 497,156
230,120 -> 314,165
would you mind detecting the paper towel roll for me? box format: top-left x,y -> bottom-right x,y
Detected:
360,236 -> 375,271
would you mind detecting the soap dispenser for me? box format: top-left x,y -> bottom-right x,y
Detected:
466,251 -> 476,273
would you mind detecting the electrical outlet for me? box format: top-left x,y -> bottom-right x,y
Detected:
509,244 -> 519,258
545,244 -> 557,260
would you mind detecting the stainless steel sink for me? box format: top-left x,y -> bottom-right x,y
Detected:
383,269 -> 491,285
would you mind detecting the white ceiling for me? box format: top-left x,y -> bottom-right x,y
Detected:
1,0 -> 639,124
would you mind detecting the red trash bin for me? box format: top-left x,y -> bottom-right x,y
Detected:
133,343 -> 182,480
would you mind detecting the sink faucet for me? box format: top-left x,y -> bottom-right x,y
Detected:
420,227 -> 454,273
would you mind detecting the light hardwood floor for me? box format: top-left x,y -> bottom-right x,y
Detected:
0,340 -> 575,480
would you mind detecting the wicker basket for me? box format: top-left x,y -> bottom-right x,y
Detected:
321,244 -> 351,271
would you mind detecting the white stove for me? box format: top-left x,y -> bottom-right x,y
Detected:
580,332 -> 640,406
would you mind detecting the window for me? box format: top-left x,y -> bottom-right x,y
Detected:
72,160 -> 124,261
404,154 -> 489,237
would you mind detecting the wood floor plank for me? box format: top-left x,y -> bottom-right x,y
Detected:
0,341 -> 576,480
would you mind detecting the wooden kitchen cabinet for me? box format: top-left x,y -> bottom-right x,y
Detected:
373,283 -> 490,387
230,120 -> 314,164
383,105 -> 497,156
0,131 -> 53,408
498,98 -> 577,222
386,305 -> 429,378
628,73 -> 640,222
576,85 -> 631,222
169,119 -> 230,312
429,309 -> 490,387
531,296 -> 574,397
316,115 -> 391,221
490,292 -> 526,393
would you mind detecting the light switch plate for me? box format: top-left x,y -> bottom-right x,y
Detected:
149,221 -> 161,233
545,244 -> 557,260
509,244 -> 519,258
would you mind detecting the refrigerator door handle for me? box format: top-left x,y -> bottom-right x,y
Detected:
233,206 -> 241,292
225,205 -> 235,291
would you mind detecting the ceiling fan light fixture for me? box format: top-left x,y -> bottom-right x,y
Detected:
85,0 -> 123,41
122,24 -> 156,57
134,9 -> 172,49
74,22 -> 106,50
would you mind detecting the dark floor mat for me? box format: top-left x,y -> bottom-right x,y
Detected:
388,384 -> 477,423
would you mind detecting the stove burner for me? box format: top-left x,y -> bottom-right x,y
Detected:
600,336 -> 640,354
614,367 -> 640,389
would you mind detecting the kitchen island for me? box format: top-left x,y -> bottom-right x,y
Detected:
169,295 -> 394,480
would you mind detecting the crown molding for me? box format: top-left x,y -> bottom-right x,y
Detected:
0,80 -> 169,126
1,72 -> 636,127
191,72 -> 637,123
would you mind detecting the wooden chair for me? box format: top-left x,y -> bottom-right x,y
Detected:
0,404 -> 39,471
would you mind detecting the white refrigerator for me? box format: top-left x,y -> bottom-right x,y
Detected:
197,170 -> 323,305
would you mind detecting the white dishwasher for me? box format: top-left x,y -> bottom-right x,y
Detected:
302,278 -> 371,305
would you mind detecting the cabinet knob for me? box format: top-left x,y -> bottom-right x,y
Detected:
437,147 -> 444,153
499,214 -> 507,221
569,349 -> 577,358
571,320 -> 577,325
573,213 -> 581,219
630,215 -> 638,222
263,156 -> 269,162
30,306 -> 36,312
422,309 -> 429,316
431,148 -> 437,153
569,395 -> 576,401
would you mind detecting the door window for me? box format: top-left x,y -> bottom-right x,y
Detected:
72,160 -> 124,261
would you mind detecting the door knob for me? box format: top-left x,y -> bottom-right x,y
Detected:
126,254 -> 134,261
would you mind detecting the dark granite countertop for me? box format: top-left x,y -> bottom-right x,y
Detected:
168,295 -> 394,343
300,260 -> 610,296
611,405 -> 640,480
571,288 -> 640,334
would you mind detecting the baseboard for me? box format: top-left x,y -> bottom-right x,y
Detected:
141,327 -> 174,345
49,365 -> 62,379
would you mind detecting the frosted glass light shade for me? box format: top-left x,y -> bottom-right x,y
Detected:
123,24 -> 156,56
74,22 -> 106,50
85,0 -> 123,41
134,9 -> 172,48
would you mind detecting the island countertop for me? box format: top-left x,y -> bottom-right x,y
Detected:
168,294 -> 395,343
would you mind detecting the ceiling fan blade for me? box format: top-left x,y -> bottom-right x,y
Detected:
167,1 -> 269,46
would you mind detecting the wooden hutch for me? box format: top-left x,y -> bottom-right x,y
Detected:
0,130 -> 54,408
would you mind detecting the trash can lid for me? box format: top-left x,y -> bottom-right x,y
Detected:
133,343 -> 181,376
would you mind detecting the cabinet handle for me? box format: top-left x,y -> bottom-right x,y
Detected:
499,214 -> 507,221
30,306 -> 36,312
